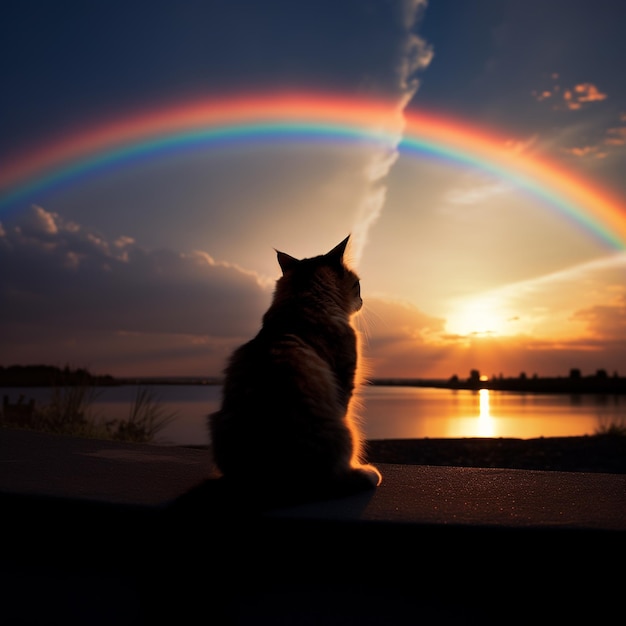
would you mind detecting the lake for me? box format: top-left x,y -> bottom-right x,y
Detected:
4,384 -> 624,445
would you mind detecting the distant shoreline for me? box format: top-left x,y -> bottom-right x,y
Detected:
1,364 -> 625,394
3,377 -> 626,395
93,374 -> 626,395
369,376 -> 626,395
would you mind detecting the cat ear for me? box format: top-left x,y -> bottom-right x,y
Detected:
326,235 -> 350,262
276,250 -> 299,274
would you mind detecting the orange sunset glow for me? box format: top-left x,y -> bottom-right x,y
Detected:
1,1 -> 624,383
2,7 -> 626,626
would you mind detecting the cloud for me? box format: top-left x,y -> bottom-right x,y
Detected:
530,79 -> 623,160
532,77 -> 607,111
557,109 -> 625,160
560,145 -> 608,159
357,295 -> 450,378
560,82 -> 607,110
21,204 -> 60,234
605,124 -> 626,147
357,292 -> 625,379
572,289 -> 626,341
446,253 -> 626,341
443,180 -> 512,206
4,206 -> 624,379
350,0 -> 433,265
571,83 -> 607,103
0,206 -> 272,374
533,90 -> 553,102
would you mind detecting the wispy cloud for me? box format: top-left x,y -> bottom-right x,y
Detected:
531,76 -> 624,161
4,205 -> 623,379
443,180 -> 512,206
532,76 -> 607,111
562,82 -> 607,110
558,109 -> 626,159
560,145 -> 608,159
573,289 -> 626,341
445,253 -> 626,340
351,0 -> 433,265
604,118 -> 626,147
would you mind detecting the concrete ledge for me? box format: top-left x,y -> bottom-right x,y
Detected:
2,428 -> 624,530
1,428 -> 624,625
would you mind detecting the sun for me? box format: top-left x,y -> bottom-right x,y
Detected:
445,296 -> 514,337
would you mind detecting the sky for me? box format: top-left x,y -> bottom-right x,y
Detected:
1,0 -> 625,380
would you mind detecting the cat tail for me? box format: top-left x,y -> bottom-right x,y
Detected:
349,463 -> 382,488
296,463 -> 381,502
168,463 -> 381,517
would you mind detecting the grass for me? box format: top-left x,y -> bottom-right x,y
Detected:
1,379 -> 177,443
594,413 -> 626,437
104,385 -> 178,442
40,382 -> 106,438
3,374 -> 624,445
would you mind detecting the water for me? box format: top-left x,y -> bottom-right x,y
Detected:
3,384 -> 624,446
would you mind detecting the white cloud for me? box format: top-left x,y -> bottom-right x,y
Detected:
350,0 -> 433,265
20,204 -> 59,235
398,0 -> 428,30
444,180 -> 512,206
0,206 -> 271,343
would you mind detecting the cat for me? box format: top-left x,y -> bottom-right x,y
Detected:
208,235 -> 381,504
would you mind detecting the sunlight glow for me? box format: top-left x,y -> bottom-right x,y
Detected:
446,296 -> 513,337
477,389 -> 496,437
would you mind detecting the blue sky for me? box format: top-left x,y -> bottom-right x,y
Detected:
1,0 -> 625,378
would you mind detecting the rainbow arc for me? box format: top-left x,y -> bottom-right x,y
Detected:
1,92 -> 625,249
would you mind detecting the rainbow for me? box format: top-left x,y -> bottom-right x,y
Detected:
1,92 -> 625,249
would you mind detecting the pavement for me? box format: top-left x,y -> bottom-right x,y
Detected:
2,427 -> 624,528
1,427 -> 624,625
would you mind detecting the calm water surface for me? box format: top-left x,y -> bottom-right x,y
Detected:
6,385 -> 626,445
5,384 -> 624,446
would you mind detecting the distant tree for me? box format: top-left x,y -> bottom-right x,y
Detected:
595,369 -> 608,379
469,369 -> 481,384
519,372 -> 527,380
0,364 -> 114,387
449,374 -> 459,384
569,368 -> 581,379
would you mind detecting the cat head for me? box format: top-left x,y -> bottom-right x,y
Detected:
274,235 -> 362,314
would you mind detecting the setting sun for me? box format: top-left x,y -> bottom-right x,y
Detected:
1,1 -> 625,381
445,296 -> 515,337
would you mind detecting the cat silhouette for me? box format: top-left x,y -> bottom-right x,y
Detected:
208,235 -> 381,505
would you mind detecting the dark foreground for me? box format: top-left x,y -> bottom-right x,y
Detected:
2,428 -> 625,625
366,435 -> 626,474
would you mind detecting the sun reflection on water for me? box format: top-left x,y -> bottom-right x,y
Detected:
477,388 -> 495,437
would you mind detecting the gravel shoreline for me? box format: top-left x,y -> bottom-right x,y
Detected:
365,436 -> 626,474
